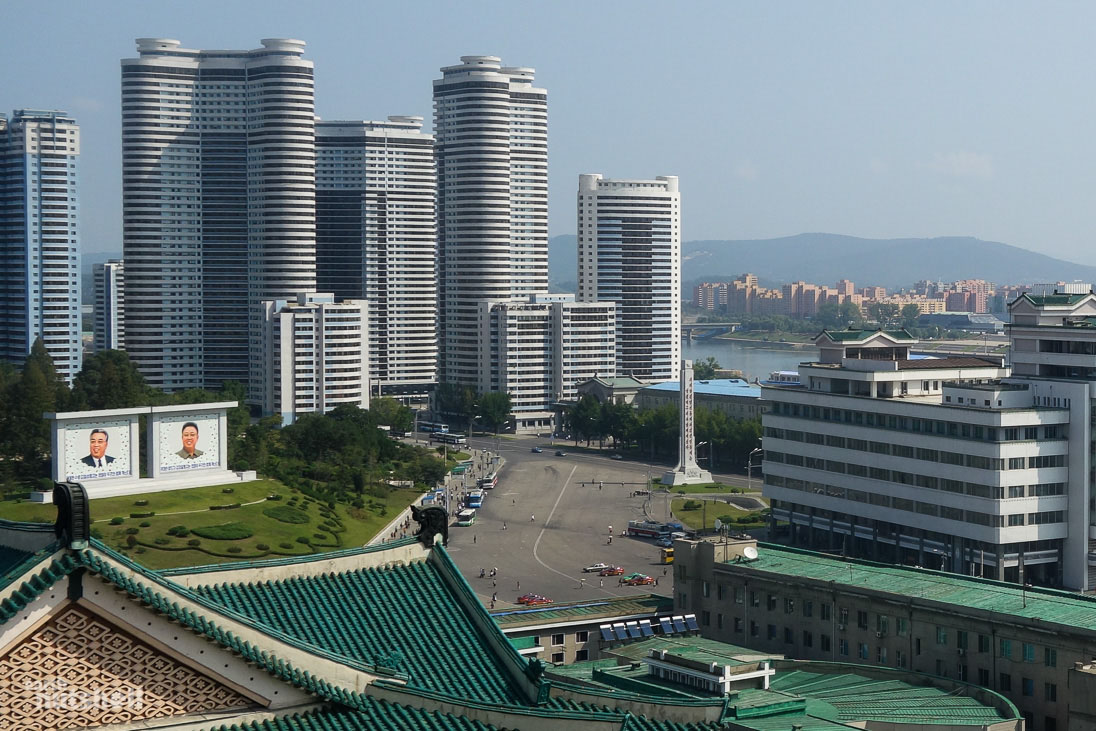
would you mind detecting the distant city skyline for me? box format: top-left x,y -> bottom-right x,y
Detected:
6,2 -> 1096,264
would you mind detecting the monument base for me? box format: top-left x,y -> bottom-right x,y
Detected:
661,466 -> 713,486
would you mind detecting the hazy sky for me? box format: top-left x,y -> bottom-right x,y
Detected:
4,1 -> 1095,263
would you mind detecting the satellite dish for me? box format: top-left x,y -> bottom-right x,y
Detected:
714,519 -> 723,531
743,546 -> 759,560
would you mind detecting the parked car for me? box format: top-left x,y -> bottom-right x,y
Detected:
583,562 -> 609,573
610,454 -> 623,460
599,566 -> 625,576
625,574 -> 655,586
531,446 -> 543,453
555,450 -> 566,457
655,537 -> 673,548
517,593 -> 553,606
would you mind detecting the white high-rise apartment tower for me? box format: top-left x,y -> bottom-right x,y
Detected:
121,38 -> 316,394
0,110 -> 82,383
315,117 -> 436,403
433,56 -> 548,386
93,259 -> 124,351
577,174 -> 681,381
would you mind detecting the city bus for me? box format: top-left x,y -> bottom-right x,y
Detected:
431,432 -> 468,446
628,520 -> 672,539
456,509 -> 476,526
478,472 -> 498,489
419,421 -> 450,434
467,490 -> 484,508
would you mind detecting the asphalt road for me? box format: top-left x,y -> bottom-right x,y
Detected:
446,436 -> 676,609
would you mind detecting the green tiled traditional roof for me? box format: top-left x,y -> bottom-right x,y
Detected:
607,636 -> 780,666
492,594 -> 671,627
1020,293 -> 1091,306
818,328 -> 915,342
768,668 -> 1012,725
193,559 -> 526,705
736,543 -> 1096,631
0,546 -> 36,583
204,700 -> 499,731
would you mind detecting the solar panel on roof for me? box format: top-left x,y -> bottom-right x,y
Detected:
600,624 -> 614,642
672,615 -> 687,633
613,623 -> 629,640
626,621 -> 641,638
659,617 -> 674,634
639,620 -> 654,637
684,614 -> 699,631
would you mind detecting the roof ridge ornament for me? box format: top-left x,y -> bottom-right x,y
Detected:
53,481 -> 90,549
411,504 -> 448,547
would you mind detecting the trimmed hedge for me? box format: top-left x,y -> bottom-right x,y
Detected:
209,503 -> 241,511
262,506 -> 310,524
130,512 -> 155,519
190,522 -> 253,540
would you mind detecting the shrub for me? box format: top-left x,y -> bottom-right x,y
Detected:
134,547 -> 146,554
124,528 -> 139,535
110,517 -> 125,525
226,546 -> 242,554
222,487 -> 234,494
312,533 -> 327,540
351,499 -> 364,509
154,537 -> 171,545
256,543 -> 270,551
125,535 -> 137,547
191,523 -> 254,540
187,539 -> 201,547
167,525 -> 187,536
133,499 -> 149,507
90,528 -> 103,539
130,512 -> 154,519
263,506 -> 309,524
139,521 -> 151,528
682,500 -> 703,511
278,542 -> 293,549
267,493 -> 282,501
209,503 -> 241,511
296,536 -> 311,545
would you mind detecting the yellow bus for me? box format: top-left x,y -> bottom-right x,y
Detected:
660,547 -> 674,564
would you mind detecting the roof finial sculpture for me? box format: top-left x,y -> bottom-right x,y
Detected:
53,481 -> 90,549
411,504 -> 449,547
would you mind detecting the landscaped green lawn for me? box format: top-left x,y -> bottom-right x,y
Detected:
663,483 -> 761,495
0,478 -> 423,570
671,499 -> 766,532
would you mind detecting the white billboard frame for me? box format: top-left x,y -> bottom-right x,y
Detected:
46,407 -> 147,484
147,402 -> 234,479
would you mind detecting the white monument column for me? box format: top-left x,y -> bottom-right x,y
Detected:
662,360 -> 713,486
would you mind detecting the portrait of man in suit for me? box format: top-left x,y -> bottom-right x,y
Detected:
80,429 -> 115,469
176,421 -> 204,459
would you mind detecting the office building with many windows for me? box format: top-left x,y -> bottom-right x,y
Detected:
0,109 -> 81,382
92,259 -> 124,352
760,328 -> 1087,587
121,38 -> 316,394
577,174 -> 680,381
315,116 -> 436,403
434,56 -> 548,388
258,292 -> 368,425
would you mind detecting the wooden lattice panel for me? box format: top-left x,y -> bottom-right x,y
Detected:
0,604 -> 252,730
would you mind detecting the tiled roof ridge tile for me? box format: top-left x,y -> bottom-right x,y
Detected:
0,539 -> 63,594
158,535 -> 421,577
0,549 -> 76,624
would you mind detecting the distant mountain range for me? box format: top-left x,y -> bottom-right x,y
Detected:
548,233 -> 1096,291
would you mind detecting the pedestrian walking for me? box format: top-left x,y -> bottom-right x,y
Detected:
663,567 -> 668,576
492,592 -> 497,602
490,600 -> 495,609
503,521 -> 507,530
599,579 -> 603,588
492,579 -> 496,588
473,534 -> 477,544
517,580 -> 520,590
655,577 -> 659,586
530,514 -> 535,522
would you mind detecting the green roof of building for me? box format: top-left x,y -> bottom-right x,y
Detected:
0,545 -> 34,583
193,558 -> 526,705
737,543 -> 1096,632
818,328 -> 916,342
1020,293 -> 1091,306
205,700 -> 500,731
607,635 -> 782,666
491,594 -> 672,628
769,668 -> 1012,725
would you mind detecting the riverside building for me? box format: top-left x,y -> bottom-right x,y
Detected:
315,117 -> 436,404
0,109 -> 82,382
433,56 -> 548,388
121,38 -> 316,394
761,327 -> 1085,588
577,174 -> 681,381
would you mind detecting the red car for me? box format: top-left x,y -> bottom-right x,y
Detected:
517,593 -> 553,606
599,566 -> 625,576
625,575 -> 655,586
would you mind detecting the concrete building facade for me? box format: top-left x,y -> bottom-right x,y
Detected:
121,38 -> 316,394
258,292 -> 369,425
92,259 -> 124,352
434,56 -> 548,388
578,174 -> 681,382
315,116 -> 436,404
0,109 -> 82,382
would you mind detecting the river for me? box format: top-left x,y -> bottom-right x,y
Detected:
681,338 -> 818,382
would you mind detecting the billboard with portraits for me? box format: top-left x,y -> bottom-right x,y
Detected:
62,418 -> 137,482
156,413 -> 221,474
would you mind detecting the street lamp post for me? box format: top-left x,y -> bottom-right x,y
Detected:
746,447 -> 763,493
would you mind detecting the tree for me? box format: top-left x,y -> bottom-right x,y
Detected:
692,356 -> 721,380
838,300 -> 863,327
68,349 -> 153,410
600,401 -> 637,448
813,301 -> 842,329
867,302 -> 900,328
6,339 -> 67,474
900,303 -> 921,330
434,382 -> 478,429
477,391 -> 512,433
369,396 -> 413,434
566,395 -> 603,446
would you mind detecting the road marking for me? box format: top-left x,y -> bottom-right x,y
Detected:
531,464 -> 582,585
